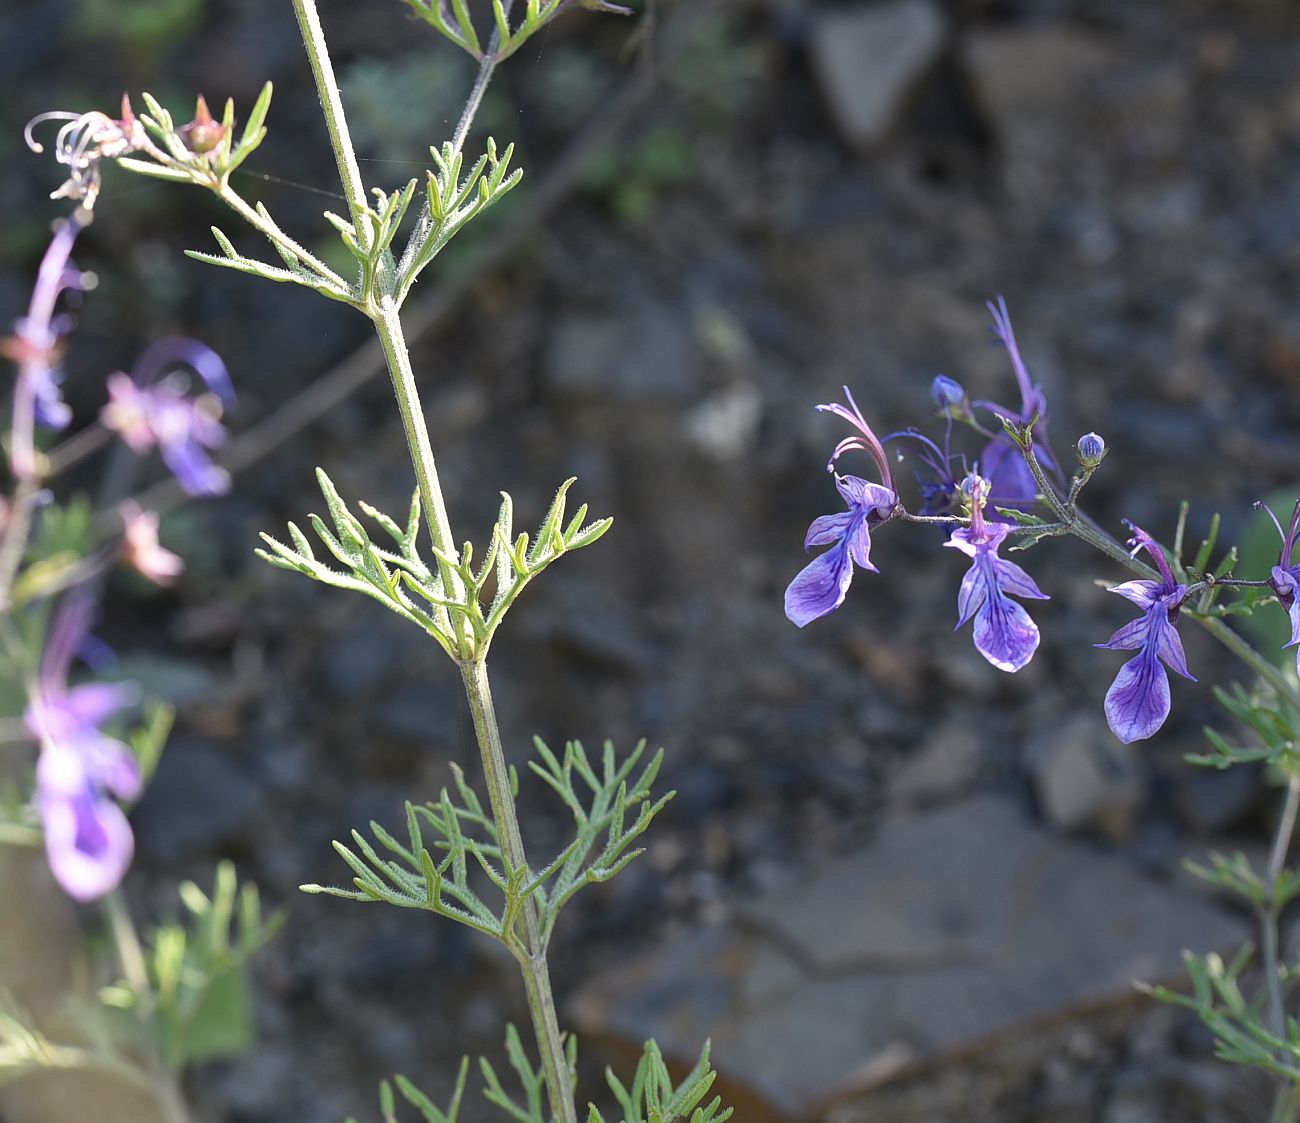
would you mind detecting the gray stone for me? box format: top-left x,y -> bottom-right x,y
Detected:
543,304 -> 695,401
889,718 -> 983,806
809,0 -> 946,151
569,797 -> 1243,1119
1027,714 -> 1144,841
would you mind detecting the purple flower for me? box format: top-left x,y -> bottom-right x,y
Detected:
974,298 -> 1060,508
101,337 -> 234,496
24,596 -> 140,901
1261,500 -> 1300,672
785,388 -> 898,627
1096,523 -> 1195,743
944,475 -> 1049,671
1,212 -> 92,477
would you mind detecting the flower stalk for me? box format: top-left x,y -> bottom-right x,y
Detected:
289,4 -> 577,1119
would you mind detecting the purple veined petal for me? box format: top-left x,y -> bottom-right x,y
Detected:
955,560 -> 984,627
1273,567 -> 1300,650
1096,613 -> 1152,653
785,540 -> 853,628
990,555 -> 1049,601
979,439 -> 1038,507
1154,615 -> 1195,682
1107,579 -> 1163,610
842,512 -> 876,572
132,337 -> 235,407
944,526 -> 980,559
1104,646 -> 1171,743
39,784 -> 134,901
804,511 -> 853,549
972,584 -> 1041,672
835,475 -> 896,515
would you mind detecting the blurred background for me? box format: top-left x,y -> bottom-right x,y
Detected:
4,0 -> 1300,1120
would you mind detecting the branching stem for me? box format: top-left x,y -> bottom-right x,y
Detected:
289,7 -> 576,1122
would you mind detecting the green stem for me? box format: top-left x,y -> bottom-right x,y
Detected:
373,299 -> 467,635
1263,772 -> 1300,1042
289,10 -> 573,1121
1271,1079 -> 1300,1123
215,182 -> 350,290
461,658 -> 576,1123
290,0 -> 368,227
0,479 -> 38,610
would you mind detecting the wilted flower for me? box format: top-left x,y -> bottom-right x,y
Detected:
25,95 -> 145,210
785,387 -> 898,627
119,500 -> 183,586
944,474 -> 1049,671
974,297 -> 1060,508
102,338 -> 234,496
1096,523 -> 1195,743
24,596 -> 140,901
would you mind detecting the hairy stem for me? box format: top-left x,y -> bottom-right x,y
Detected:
290,8 -> 572,1120
461,658 -> 576,1123
290,0 -> 368,228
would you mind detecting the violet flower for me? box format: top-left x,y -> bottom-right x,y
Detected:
974,297 -> 1060,508
944,474 -> 1049,671
1096,523 -> 1195,743
24,596 -> 140,901
785,387 -> 898,627
102,337 -> 234,496
0,211 -> 91,478
1261,500 -> 1300,673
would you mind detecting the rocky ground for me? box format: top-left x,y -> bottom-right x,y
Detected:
6,0 -> 1300,1120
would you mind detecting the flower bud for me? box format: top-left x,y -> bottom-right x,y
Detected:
179,96 -> 227,156
1076,432 -> 1106,467
931,375 -> 969,418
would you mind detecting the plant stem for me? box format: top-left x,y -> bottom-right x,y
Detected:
290,9 -> 574,1120
372,299 -> 467,636
1263,771 -> 1300,1039
462,657 -> 576,1123
0,479 -> 38,610
1271,1078 -> 1300,1123
290,0 -> 368,228
397,0 -> 516,286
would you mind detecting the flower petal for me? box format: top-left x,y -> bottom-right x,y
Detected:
1104,646 -> 1171,743
784,541 -> 853,628
990,555 -> 1049,601
39,784 -> 133,901
1096,614 -> 1151,653
803,511 -> 852,550
1107,580 -> 1162,609
1154,615 -> 1195,682
972,582 -> 1040,672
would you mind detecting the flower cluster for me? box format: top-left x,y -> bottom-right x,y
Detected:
783,299 -> 1241,744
